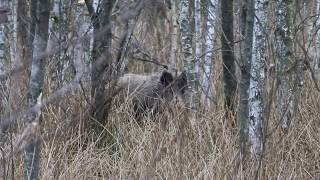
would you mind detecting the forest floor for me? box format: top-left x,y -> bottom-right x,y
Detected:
5,78 -> 320,179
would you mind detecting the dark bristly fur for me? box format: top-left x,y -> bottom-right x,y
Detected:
116,70 -> 188,119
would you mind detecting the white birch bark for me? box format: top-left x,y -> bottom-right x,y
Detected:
0,0 -> 9,88
73,3 -> 86,81
201,0 -> 217,107
0,10 -> 6,145
249,0 -> 266,156
179,0 -> 198,125
9,0 -> 16,65
238,0 -> 255,157
0,24 -> 4,80
304,0 -> 317,69
89,0 -> 99,54
169,0 -> 178,69
0,24 -> 4,78
194,0 -> 201,76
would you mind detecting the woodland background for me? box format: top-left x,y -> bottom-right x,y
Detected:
0,0 -> 320,179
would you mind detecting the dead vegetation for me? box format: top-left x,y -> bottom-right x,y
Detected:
1,1 -> 319,179
0,73 -> 318,179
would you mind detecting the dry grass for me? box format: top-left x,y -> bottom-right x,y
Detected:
2,77 -> 319,180
3,0 -> 319,179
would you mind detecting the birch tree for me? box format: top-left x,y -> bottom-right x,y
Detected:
179,0 -> 199,124
201,0 -> 217,107
194,0 -> 201,78
72,2 -> 87,81
9,0 -> 16,64
0,27 -> 4,88
0,0 -> 9,111
301,1 -> 316,71
24,0 -> 50,179
249,0 -> 267,157
275,0 -> 295,129
0,23 -> 5,86
0,0 -> 9,78
221,0 -> 237,111
169,0 -> 178,68
238,0 -> 254,158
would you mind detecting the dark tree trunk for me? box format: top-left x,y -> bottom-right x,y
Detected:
86,0 -> 115,135
27,0 -> 37,66
16,0 -> 28,67
24,0 -> 50,179
221,0 -> 237,112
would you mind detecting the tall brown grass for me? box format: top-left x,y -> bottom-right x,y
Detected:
3,76 -> 319,179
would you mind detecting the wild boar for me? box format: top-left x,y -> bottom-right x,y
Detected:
116,70 -> 187,119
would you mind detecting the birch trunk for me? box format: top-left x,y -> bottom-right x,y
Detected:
179,0 -> 199,125
302,1 -> 316,69
73,2 -> 86,81
306,2 -> 314,67
194,0 -> 201,77
249,0 -> 266,157
24,0 -> 50,179
238,0 -> 254,158
275,0 -> 295,129
0,0 -> 9,111
201,0 -> 217,107
0,0 -> 9,76
9,0 -> 16,64
169,0 -> 178,69
221,0 -> 237,111
0,23 -> 4,80
88,0 -> 99,59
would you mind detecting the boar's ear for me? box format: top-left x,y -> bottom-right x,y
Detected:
160,71 -> 173,86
